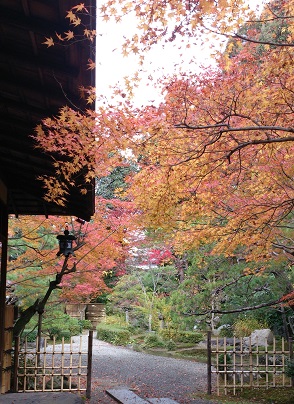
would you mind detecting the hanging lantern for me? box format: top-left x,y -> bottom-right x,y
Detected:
56,224 -> 76,256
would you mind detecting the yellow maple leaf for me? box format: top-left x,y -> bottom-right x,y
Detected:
43,37 -> 54,47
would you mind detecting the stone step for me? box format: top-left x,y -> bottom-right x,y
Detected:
106,389 -> 150,403
106,389 -> 180,404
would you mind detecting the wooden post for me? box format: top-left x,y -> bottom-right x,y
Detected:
86,330 -> 93,399
0,204 -> 8,393
12,336 -> 20,392
289,337 -> 294,387
207,330 -> 212,395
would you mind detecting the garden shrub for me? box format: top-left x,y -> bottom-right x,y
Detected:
143,333 -> 165,348
159,329 -> 203,344
43,314 -> 82,340
78,319 -> 92,330
96,324 -> 131,345
165,339 -> 177,351
58,330 -> 71,340
233,317 -> 267,337
218,324 -> 234,337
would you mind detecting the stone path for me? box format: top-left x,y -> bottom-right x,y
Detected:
86,336 -> 218,404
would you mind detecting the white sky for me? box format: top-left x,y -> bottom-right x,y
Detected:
95,20 -> 218,106
95,1 -> 265,107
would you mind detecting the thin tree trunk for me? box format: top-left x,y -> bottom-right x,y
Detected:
13,256 -> 75,337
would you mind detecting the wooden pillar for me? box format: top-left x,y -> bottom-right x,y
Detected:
0,198 -> 8,393
207,330 -> 212,395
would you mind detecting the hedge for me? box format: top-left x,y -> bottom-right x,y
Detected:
96,324 -> 131,345
159,329 -> 203,344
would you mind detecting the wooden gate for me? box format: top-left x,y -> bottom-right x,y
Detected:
14,331 -> 93,398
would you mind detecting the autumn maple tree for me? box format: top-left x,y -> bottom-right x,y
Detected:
32,0 -> 294,322
8,192 -> 134,336
122,1 -> 294,262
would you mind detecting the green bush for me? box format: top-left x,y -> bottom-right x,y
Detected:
96,324 -> 131,345
42,313 -> 82,340
143,333 -> 165,348
218,324 -> 234,337
233,318 -> 267,337
159,329 -> 203,344
58,330 -> 71,340
78,319 -> 93,330
165,339 -> 177,351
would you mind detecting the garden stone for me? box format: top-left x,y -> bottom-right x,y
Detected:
243,329 -> 274,347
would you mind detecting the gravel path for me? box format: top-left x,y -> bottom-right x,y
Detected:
68,334 -> 219,404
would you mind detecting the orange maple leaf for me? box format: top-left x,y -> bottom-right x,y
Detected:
71,17 -> 81,27
72,3 -> 88,13
84,28 -> 92,38
65,31 -> 74,41
87,59 -> 96,70
43,37 -> 54,47
55,32 -> 64,41
66,10 -> 76,22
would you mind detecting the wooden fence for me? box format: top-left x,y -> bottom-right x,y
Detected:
207,332 -> 293,395
13,331 -> 93,398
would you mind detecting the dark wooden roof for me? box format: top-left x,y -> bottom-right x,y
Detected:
0,0 -> 96,221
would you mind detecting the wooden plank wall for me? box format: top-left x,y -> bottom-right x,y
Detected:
1,305 -> 14,393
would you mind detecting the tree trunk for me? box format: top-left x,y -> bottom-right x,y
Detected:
13,256 -> 74,338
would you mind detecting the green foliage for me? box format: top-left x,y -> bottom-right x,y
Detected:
218,353 -> 232,372
105,314 -> 129,327
159,329 -> 203,344
22,329 -> 38,342
108,269 -> 177,331
96,323 -> 131,345
285,359 -> 294,377
218,325 -> 234,337
14,355 -> 36,390
165,339 -> 177,351
78,319 -> 92,330
143,332 -> 165,348
41,311 -> 82,340
233,317 -> 267,337
96,165 -> 136,199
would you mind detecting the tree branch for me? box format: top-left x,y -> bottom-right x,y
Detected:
184,298 -> 282,317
